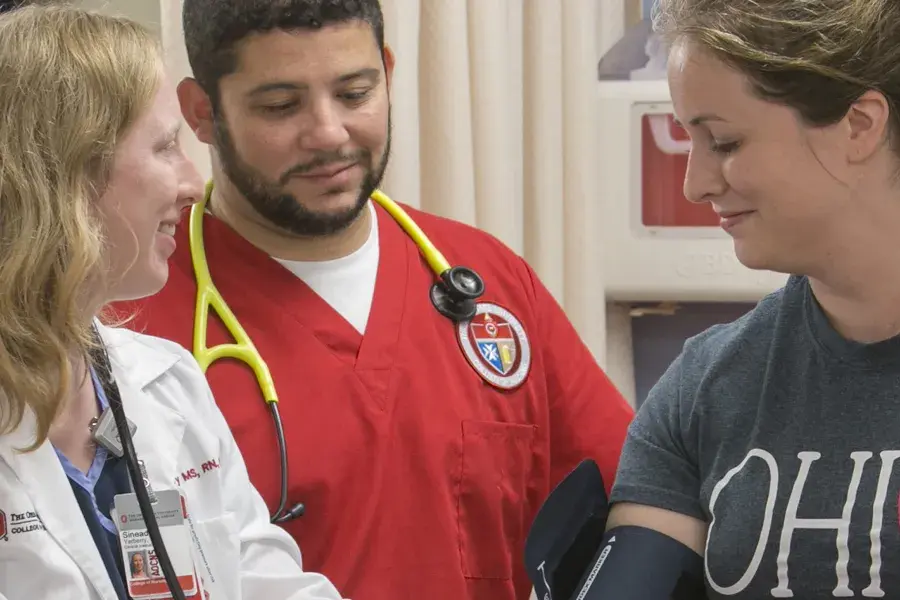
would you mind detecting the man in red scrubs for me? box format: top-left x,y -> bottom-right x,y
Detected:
117,1 -> 634,599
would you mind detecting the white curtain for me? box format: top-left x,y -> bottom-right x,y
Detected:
379,0 -> 626,365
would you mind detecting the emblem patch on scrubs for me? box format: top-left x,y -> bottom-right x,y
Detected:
457,303 -> 531,390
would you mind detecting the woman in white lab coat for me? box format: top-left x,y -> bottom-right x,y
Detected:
0,5 -> 346,600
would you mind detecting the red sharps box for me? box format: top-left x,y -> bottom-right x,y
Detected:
640,113 -> 719,228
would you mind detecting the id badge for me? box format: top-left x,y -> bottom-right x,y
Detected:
113,489 -> 199,599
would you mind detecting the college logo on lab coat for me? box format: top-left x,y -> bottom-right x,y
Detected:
0,510 -> 6,542
457,303 -> 531,390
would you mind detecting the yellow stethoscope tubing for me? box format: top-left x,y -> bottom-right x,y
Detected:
188,183 -> 454,406
368,189 -> 451,276
189,182 -> 278,404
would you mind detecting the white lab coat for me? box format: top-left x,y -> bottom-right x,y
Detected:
0,324 -> 346,600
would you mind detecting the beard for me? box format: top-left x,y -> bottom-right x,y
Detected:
213,114 -> 391,237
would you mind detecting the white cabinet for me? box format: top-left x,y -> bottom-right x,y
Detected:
597,80 -> 787,303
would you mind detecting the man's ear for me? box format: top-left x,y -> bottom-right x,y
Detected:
177,77 -> 216,145
382,44 -> 395,91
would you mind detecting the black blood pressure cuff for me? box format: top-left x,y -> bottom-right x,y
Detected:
525,460 -> 610,600
572,525 -> 707,600
525,459 -> 707,600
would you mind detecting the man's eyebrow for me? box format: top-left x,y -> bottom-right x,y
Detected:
247,82 -> 303,97
336,67 -> 381,83
246,68 -> 382,97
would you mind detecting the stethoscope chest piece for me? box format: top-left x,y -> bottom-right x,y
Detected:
430,266 -> 485,322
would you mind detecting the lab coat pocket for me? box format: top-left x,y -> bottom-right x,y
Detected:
192,512 -> 241,599
458,419 -> 536,580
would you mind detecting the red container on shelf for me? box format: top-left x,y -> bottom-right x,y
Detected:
640,113 -> 719,227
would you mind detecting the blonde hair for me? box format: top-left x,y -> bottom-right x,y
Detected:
654,0 -> 900,141
0,4 -> 162,450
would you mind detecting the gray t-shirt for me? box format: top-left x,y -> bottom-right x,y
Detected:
610,275 -> 900,598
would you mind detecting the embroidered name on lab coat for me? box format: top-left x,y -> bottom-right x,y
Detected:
173,458 -> 221,486
0,509 -> 46,540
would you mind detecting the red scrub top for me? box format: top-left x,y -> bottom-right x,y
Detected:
115,201 -> 633,600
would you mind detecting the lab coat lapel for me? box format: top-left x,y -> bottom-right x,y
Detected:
100,326 -> 187,490
0,413 -> 120,600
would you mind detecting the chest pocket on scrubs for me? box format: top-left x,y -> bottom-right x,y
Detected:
457,419 -> 536,580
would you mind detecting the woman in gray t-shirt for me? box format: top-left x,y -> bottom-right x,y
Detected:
605,0 -> 900,598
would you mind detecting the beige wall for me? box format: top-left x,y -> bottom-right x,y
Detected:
74,0 -> 161,36
625,0 -> 643,27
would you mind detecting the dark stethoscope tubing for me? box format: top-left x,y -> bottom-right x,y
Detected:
95,341 -> 189,600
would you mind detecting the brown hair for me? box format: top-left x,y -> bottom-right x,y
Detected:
654,0 -> 900,143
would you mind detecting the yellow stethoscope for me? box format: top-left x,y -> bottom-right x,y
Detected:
189,182 -> 485,523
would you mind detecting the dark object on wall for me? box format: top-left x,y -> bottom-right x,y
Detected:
598,19 -> 653,80
0,0 -> 27,14
631,302 -> 756,406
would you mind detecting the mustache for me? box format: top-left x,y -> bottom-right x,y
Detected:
279,151 -> 368,184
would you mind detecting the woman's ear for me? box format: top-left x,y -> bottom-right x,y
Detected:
845,89 -> 891,164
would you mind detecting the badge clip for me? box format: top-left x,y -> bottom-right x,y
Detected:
89,406 -> 137,458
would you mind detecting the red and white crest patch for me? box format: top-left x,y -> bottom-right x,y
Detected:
457,303 -> 531,390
